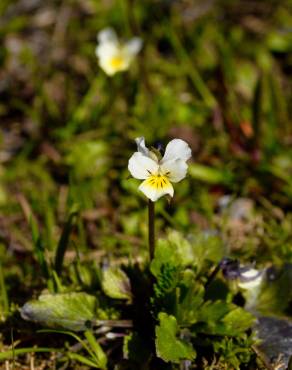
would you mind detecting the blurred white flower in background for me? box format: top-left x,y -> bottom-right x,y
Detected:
96,28 -> 142,76
237,268 -> 264,290
128,137 -> 192,202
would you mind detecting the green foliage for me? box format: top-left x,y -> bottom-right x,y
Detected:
39,329 -> 108,369
188,163 -> 234,185
20,292 -> 98,331
102,267 -> 132,300
187,232 -> 225,273
65,140 -> 109,180
212,335 -> 255,370
152,263 -> 180,315
84,330 -> 108,369
176,270 -> 205,326
30,216 -> 49,279
54,208 -> 79,276
151,230 -> 224,278
149,232 -> 255,366
0,261 -> 9,320
155,312 -> 196,363
1,0 -> 292,367
18,231 -> 256,368
195,302 -> 255,336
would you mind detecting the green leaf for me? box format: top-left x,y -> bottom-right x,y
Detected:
188,163 -> 233,185
84,330 -> 107,369
150,236 -> 181,314
152,263 -> 179,314
66,140 -> 108,179
21,292 -> 98,331
38,328 -> 106,368
150,240 -> 180,279
30,216 -> 49,279
102,267 -> 132,300
212,335 -> 254,370
196,301 -> 255,336
176,270 -> 205,326
197,300 -> 231,323
38,329 -> 96,358
54,208 -> 78,276
0,184 -> 8,206
67,353 -> 101,369
150,231 -> 193,278
155,312 -> 196,363
165,231 -> 195,266
188,232 -> 224,272
0,347 -> 61,361
221,308 -> 255,334
0,261 -> 9,319
151,231 -> 224,278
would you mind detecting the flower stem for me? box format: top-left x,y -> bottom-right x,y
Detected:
148,200 -> 155,261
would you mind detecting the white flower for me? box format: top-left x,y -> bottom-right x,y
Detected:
238,268 -> 264,290
95,28 -> 142,76
128,137 -> 192,202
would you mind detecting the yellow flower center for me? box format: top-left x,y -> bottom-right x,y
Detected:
109,55 -> 125,69
144,174 -> 171,189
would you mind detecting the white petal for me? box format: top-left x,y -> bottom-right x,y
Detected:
240,268 -> 261,280
162,139 -> 192,162
160,159 -> 188,183
99,56 -> 129,75
125,37 -> 143,56
139,177 -> 174,201
95,42 -> 117,60
238,275 -> 263,290
97,28 -> 118,44
128,152 -> 159,180
134,137 -> 159,162
96,44 -> 130,75
135,137 -> 149,156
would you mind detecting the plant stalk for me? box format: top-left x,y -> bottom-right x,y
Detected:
148,200 -> 155,261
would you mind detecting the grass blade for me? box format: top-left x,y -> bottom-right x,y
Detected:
0,261 -> 9,319
54,209 -> 78,276
0,347 -> 60,361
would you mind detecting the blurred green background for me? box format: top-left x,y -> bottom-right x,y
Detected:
0,0 -> 292,304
